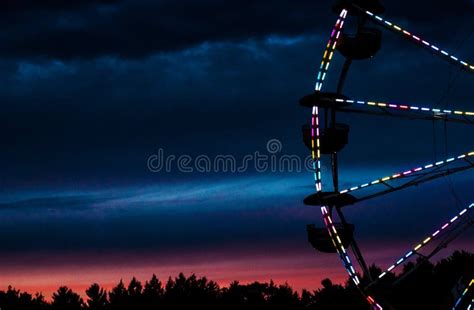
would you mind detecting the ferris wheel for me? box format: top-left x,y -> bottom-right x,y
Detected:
301,1 -> 474,309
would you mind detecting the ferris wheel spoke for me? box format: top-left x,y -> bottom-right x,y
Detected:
333,98 -> 474,125
370,204 -> 474,286
301,94 -> 474,124
350,5 -> 474,73
339,152 -> 474,199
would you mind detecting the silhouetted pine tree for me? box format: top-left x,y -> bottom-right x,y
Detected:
0,250 -> 471,310
85,283 -> 108,310
142,274 -> 164,309
126,277 -> 143,309
0,286 -> 48,310
164,273 -> 220,308
108,280 -> 127,310
266,281 -> 302,309
51,287 -> 83,310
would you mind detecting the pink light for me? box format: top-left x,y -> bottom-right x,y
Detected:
314,9 -> 348,91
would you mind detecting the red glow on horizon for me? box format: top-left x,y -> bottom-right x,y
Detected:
0,239 -> 472,300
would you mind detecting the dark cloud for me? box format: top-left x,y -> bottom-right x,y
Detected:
1,0 -> 119,12
0,28 -> 473,187
0,0 -> 328,60
2,0 -> 472,60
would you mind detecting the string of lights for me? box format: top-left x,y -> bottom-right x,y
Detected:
311,9 -> 348,193
314,9 -> 348,91
307,5 -> 474,309
321,206 -> 383,310
321,206 -> 360,285
453,279 -> 474,309
339,151 -> 474,195
333,98 -> 474,117
363,9 -> 474,72
376,204 -> 474,281
312,107 -> 323,192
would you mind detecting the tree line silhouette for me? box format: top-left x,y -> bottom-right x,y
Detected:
0,250 -> 472,310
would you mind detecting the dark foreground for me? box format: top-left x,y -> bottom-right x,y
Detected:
0,250 -> 472,310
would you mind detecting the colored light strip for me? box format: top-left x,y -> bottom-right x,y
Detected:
367,296 -> 383,310
333,98 -> 474,117
339,151 -> 474,195
321,206 -> 383,309
312,106 -> 323,192
377,204 -> 474,281
314,9 -> 348,91
311,9 -> 347,192
313,10 -> 379,306
364,10 -> 474,72
453,279 -> 474,309
321,206 -> 360,285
